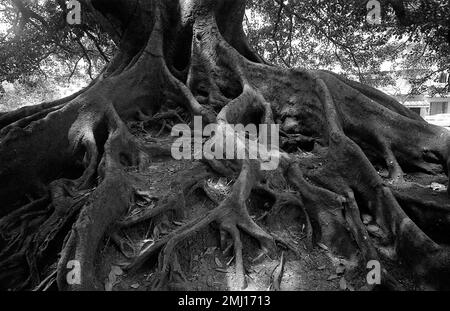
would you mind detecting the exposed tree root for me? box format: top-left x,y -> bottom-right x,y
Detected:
126,160 -> 275,290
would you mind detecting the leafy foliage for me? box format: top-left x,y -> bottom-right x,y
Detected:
245,0 -> 449,94
0,0 -> 114,84
0,0 -> 448,97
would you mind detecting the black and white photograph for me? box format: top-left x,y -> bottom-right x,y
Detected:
0,0 -> 449,299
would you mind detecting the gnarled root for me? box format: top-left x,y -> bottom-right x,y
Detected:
127,160 -> 276,290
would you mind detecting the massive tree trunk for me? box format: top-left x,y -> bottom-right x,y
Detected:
1,0 -> 450,291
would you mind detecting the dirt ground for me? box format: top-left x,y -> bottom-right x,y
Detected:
93,122 -> 448,291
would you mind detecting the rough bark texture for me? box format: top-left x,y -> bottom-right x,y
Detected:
1,0 -> 450,291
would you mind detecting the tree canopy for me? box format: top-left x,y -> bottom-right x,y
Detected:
0,0 -> 113,84
245,0 -> 449,93
1,0 -> 448,94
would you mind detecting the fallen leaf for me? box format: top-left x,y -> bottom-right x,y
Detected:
214,268 -> 228,273
136,201 -> 146,208
366,224 -> 380,233
104,263 -> 126,291
136,189 -> 151,197
141,239 -> 154,249
130,283 -> 140,289
204,246 -> 216,255
336,265 -> 345,275
105,281 -> 113,291
366,224 -> 385,238
111,265 -> 123,276
136,205 -> 145,213
317,243 -> 329,251
115,261 -> 131,267
431,182 -> 446,191
362,214 -> 373,225
327,274 -> 339,281
135,190 -> 156,202
227,256 -> 235,266
153,226 -> 160,239
214,256 -> 223,267
339,277 -> 347,290
206,276 -> 214,287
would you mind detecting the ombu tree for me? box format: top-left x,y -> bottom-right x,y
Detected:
1,0 -> 450,291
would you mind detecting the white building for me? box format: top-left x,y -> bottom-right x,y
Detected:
393,95 -> 450,118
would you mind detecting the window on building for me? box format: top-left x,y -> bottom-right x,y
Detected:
411,108 -> 421,115
430,102 -> 449,115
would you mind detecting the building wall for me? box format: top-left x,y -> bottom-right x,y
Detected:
391,94 -> 450,117
430,101 -> 449,115
409,107 -> 428,117
429,98 -> 450,115
420,107 -> 428,117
